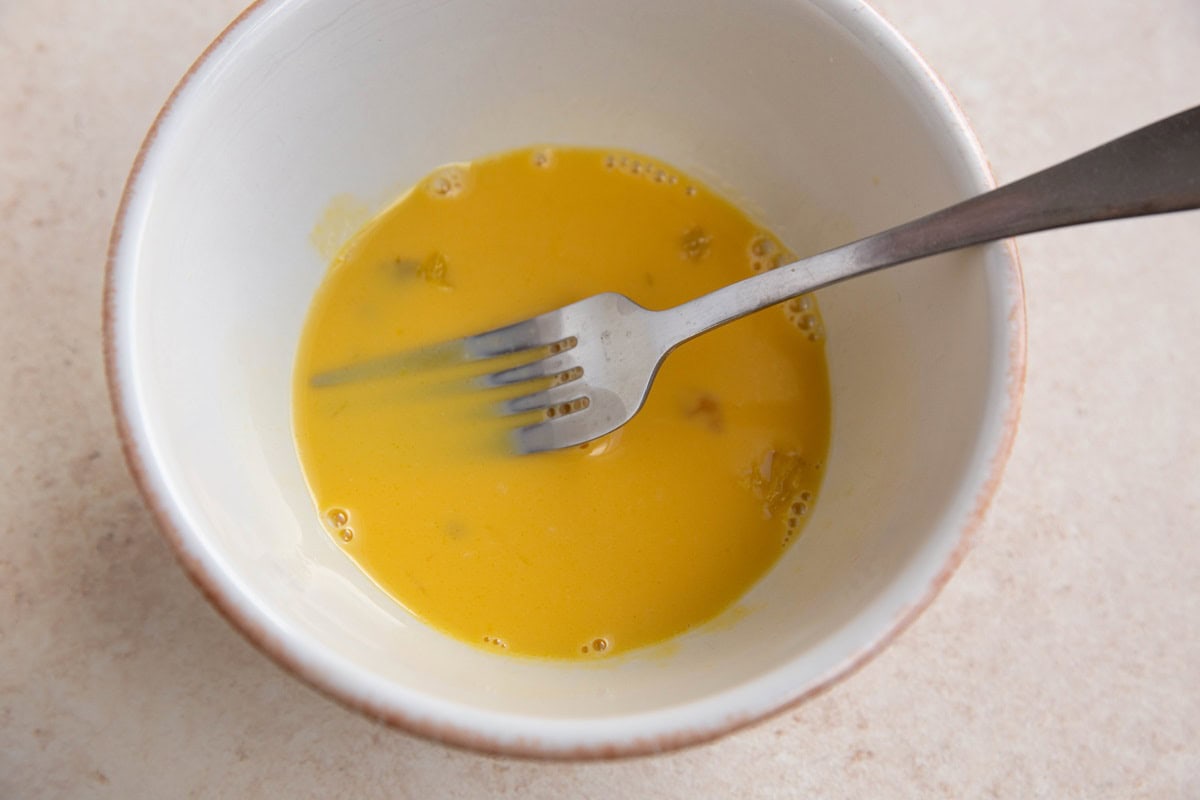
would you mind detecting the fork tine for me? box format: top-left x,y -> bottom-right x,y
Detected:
499,382 -> 590,416
311,307 -> 565,387
309,339 -> 465,387
511,407 -> 601,454
511,420 -> 560,454
463,314 -> 560,360
479,354 -> 579,388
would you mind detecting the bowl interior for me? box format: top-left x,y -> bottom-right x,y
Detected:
110,0 -> 1021,754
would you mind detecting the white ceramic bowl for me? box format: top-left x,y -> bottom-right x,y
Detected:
106,0 -> 1024,758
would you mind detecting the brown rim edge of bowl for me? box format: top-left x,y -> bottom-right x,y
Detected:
102,0 -> 1028,761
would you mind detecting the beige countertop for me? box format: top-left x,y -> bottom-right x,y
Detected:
2,0 -> 1198,796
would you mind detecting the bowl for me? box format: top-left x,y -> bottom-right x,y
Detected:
105,0 -> 1025,758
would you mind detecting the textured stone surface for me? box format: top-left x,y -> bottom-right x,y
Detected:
1,0 -> 1198,796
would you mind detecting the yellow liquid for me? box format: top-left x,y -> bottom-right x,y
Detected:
293,147 -> 831,659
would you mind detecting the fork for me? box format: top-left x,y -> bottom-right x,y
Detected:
461,106 -> 1200,453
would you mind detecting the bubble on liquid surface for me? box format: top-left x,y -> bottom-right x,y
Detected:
782,489 -> 817,545
532,148 -> 554,168
745,449 -> 818,518
681,226 -> 712,261
339,527 -> 354,543
325,507 -> 349,528
603,153 -> 685,188
782,292 -> 825,342
591,637 -> 609,653
787,296 -> 813,314
749,234 -> 784,273
426,165 -> 468,198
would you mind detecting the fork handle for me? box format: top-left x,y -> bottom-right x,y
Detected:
665,105 -> 1200,343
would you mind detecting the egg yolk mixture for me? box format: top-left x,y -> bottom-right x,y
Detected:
293,147 -> 830,659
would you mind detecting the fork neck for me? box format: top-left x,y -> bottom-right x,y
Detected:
663,104 -> 1200,346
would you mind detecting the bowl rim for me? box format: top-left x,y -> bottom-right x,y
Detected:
103,0 -> 1026,759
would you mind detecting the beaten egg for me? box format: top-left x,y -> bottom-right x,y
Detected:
293,146 -> 831,659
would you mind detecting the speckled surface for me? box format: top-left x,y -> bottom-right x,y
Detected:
2,0 -> 1198,796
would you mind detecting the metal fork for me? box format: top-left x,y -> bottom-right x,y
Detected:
464,106 -> 1200,453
